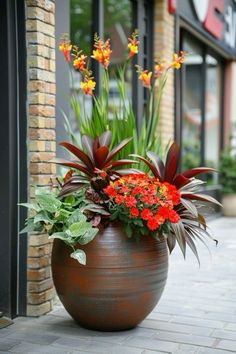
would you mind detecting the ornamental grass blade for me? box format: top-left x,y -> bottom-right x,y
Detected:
94,146 -> 109,168
130,154 -> 161,179
50,158 -> 92,176
81,135 -> 94,161
181,192 -> 222,206
146,151 -> 165,179
183,167 -> 217,178
59,141 -> 94,171
98,131 -> 111,147
164,142 -> 180,182
174,174 -> 190,189
107,137 -> 133,163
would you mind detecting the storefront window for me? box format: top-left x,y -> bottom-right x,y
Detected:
181,33 -> 223,186
205,54 -> 221,184
182,38 -> 203,170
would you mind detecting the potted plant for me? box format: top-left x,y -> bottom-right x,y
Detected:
219,147 -> 236,216
20,32 -> 220,331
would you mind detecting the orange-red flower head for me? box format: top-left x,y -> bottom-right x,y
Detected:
59,38 -> 72,62
136,65 -> 152,89
91,34 -> 112,69
154,62 -> 165,78
80,74 -> 96,96
73,54 -> 87,72
127,30 -> 139,59
169,51 -> 186,69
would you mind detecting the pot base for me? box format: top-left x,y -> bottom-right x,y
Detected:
52,223 -> 168,331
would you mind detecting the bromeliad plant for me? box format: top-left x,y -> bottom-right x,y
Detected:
21,31 -> 220,265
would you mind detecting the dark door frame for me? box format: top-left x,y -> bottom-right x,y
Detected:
0,0 -> 27,318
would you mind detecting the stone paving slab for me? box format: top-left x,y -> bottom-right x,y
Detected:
0,217 -> 236,353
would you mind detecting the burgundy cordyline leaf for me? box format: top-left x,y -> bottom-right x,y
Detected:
59,141 -> 94,171
109,159 -> 137,168
185,235 -> 200,265
171,220 -> 186,258
173,174 -> 190,189
164,142 -> 180,182
81,135 -> 94,161
50,158 -> 93,176
94,146 -> 109,168
130,154 -> 161,179
166,233 -> 176,254
180,198 -> 198,217
58,183 -> 86,197
146,151 -> 165,179
182,167 -> 217,179
181,192 -> 222,206
114,168 -> 144,176
98,131 -> 111,147
106,137 -> 132,163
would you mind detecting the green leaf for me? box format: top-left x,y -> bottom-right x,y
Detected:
78,227 -> 99,245
36,194 -> 62,213
124,224 -> 133,238
48,232 -> 68,241
19,203 -> 41,212
70,249 -> 86,265
20,219 -> 43,234
67,209 -> 86,225
68,221 -> 90,237
34,210 -> 53,224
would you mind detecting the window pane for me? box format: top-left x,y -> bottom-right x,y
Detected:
182,37 -> 203,170
104,0 -> 132,115
204,54 -> 221,184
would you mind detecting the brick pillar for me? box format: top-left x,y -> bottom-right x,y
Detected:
26,0 -> 56,316
154,0 -> 175,144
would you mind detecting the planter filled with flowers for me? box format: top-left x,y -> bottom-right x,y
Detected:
21,32 -> 220,331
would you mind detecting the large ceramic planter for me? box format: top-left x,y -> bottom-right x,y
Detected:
51,223 -> 168,331
222,194 -> 236,216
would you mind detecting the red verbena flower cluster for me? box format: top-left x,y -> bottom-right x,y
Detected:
103,174 -> 180,233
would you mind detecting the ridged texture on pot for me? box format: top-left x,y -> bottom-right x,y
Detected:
51,223 -> 168,331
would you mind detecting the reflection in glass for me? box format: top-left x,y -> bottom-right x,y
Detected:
104,0 -> 132,117
204,54 -> 220,184
182,38 -> 203,171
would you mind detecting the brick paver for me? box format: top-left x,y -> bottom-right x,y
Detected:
0,217 -> 236,353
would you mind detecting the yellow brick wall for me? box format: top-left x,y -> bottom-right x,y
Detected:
26,0 -> 56,316
153,0 -> 175,145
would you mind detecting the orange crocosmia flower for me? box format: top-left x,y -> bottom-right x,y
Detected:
169,51 -> 185,70
154,62 -> 165,78
127,32 -> 139,59
59,40 -> 72,62
138,70 -> 152,89
73,54 -> 87,71
91,36 -> 112,69
80,77 -> 96,96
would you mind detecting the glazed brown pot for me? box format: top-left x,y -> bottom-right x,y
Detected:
51,223 -> 168,331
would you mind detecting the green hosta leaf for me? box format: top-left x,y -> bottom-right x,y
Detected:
68,221 -> 90,237
78,227 -> 99,245
48,232 -> 68,241
36,194 -> 62,213
67,209 -> 86,225
34,210 -> 53,224
19,203 -> 41,212
70,249 -> 86,265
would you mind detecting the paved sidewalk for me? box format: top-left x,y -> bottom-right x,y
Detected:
0,217 -> 236,354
